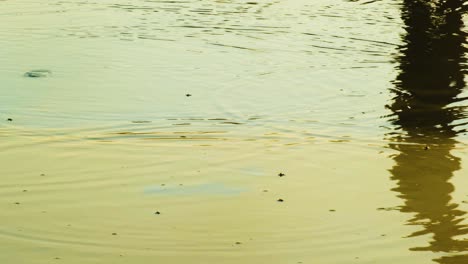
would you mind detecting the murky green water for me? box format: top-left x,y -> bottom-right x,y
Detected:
1,0 -> 468,263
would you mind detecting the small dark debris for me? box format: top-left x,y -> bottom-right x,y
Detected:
235,242 -> 242,245
278,172 -> 285,177
161,184 -> 166,186
329,209 -> 336,212
424,145 -> 430,150
277,199 -> 284,202
14,202 -> 20,205
186,94 -> 192,97
221,121 -> 243,125
112,232 -> 118,235
7,118 -> 13,122
263,189 -> 268,192
40,174 -> 45,176
54,257 -> 61,260
154,211 -> 161,215
381,234 -> 386,237
22,190 -> 28,192
24,69 -> 51,78
377,206 -> 401,211
180,135 -> 186,138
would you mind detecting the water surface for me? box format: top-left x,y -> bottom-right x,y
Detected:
1,0 -> 468,263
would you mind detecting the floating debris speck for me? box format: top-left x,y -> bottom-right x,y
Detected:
24,69 -> 51,78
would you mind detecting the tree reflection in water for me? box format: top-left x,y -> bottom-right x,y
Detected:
387,0 -> 468,262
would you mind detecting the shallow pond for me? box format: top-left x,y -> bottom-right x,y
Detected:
1,0 -> 468,263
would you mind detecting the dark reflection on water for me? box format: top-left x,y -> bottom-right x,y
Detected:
387,0 -> 468,262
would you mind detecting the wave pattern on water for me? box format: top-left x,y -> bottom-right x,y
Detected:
1,1 -> 468,264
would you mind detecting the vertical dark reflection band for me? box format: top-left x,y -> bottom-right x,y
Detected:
386,0 -> 468,263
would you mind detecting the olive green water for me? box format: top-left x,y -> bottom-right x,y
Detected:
1,0 -> 468,263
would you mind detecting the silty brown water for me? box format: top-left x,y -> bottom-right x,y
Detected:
1,0 -> 467,263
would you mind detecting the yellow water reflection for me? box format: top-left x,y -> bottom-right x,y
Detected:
387,0 -> 468,262
2,0 -> 468,263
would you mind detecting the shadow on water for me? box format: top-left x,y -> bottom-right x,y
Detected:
386,0 -> 468,262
